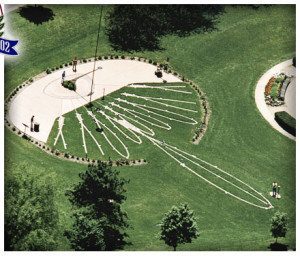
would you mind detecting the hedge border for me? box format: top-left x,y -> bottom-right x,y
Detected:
274,111 -> 296,136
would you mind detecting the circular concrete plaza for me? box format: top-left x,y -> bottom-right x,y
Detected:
8,59 -> 181,143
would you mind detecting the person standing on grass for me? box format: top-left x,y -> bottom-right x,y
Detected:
272,182 -> 277,197
61,71 -> 66,85
72,56 -> 78,72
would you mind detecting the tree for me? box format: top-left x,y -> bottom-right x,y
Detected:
65,208 -> 106,250
160,203 -> 199,251
16,229 -> 58,251
270,211 -> 288,243
5,162 -> 59,250
65,162 -> 130,250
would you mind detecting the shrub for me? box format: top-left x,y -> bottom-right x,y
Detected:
62,80 -> 76,91
148,59 -> 153,63
104,56 -> 108,60
292,56 -> 296,67
83,58 -> 87,63
275,111 -> 296,136
130,57 -> 135,60
51,67 -> 55,71
64,63 -> 69,67
60,64 -> 63,68
270,86 -> 278,99
46,68 -> 52,74
29,78 -> 34,82
121,55 -> 125,59
69,62 -> 73,65
22,134 -> 29,140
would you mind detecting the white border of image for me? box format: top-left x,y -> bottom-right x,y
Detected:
0,1 -> 298,255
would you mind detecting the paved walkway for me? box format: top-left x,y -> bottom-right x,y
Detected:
255,59 -> 296,140
8,59 -> 181,142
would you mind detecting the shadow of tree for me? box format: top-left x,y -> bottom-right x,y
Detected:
18,5 -> 55,25
268,242 -> 288,251
106,5 -> 224,52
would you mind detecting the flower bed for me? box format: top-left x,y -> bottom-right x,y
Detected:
264,73 -> 286,107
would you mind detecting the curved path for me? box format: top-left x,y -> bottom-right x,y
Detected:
8,59 -> 181,142
255,59 -> 296,140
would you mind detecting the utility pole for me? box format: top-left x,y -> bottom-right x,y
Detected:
89,6 -> 103,105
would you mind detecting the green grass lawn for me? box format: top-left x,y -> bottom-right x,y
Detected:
47,82 -> 202,161
5,5 -> 295,250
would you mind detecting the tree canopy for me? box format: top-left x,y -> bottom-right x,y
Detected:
160,203 -> 199,251
65,162 -> 130,251
270,211 -> 288,243
5,162 -> 59,251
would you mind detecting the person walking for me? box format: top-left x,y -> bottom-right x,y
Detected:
72,56 -> 78,72
61,70 -> 66,85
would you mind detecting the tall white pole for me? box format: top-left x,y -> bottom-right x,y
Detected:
89,6 -> 103,105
